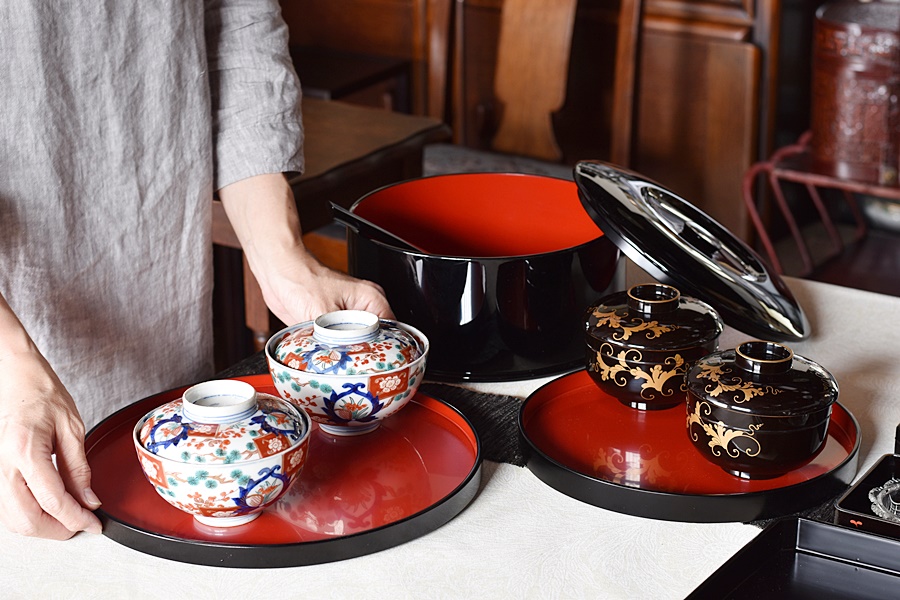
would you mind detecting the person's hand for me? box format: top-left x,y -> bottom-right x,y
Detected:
0,348 -> 102,539
255,248 -> 393,326
218,173 -> 394,324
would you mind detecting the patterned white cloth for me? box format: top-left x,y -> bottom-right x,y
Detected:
0,0 -> 304,427
4,277 -> 899,599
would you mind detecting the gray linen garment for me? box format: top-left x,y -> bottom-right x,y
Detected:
0,1 -> 304,428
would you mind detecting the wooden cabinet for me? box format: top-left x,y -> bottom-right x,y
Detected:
282,0 -> 782,240
451,0 -> 779,240
637,0 -> 779,240
280,0 -> 442,115
633,30 -> 760,239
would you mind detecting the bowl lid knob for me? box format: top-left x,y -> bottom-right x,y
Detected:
313,310 -> 380,345
734,341 -> 793,375
182,379 -> 258,424
626,283 -> 680,315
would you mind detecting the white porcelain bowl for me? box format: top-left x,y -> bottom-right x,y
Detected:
265,310 -> 429,436
133,379 -> 311,527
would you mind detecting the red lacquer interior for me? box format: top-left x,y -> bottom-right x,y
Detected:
521,370 -> 857,495
86,375 -> 478,546
353,173 -> 604,257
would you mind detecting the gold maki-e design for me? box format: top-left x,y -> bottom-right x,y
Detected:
590,342 -> 688,400
693,363 -> 782,404
584,283 -> 723,410
687,401 -> 762,458
590,308 -> 677,341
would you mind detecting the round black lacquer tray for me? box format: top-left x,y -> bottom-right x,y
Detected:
86,375 -> 482,568
519,370 -> 860,523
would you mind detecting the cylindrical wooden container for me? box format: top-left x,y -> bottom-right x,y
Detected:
810,1 -> 900,186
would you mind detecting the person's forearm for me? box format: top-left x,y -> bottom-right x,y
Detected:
217,172 -> 393,324
218,173 -> 316,288
0,292 -> 40,360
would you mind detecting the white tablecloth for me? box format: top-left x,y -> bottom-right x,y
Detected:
2,276 -> 899,599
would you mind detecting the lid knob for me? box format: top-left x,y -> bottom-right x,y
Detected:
312,310 -> 380,345
182,379 -> 258,425
626,283 -> 680,315
734,341 -> 793,375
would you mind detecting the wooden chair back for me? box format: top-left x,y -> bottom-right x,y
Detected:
451,0 -> 641,166
491,0 -> 579,162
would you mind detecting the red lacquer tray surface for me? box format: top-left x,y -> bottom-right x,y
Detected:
86,375 -> 481,566
520,370 -> 859,521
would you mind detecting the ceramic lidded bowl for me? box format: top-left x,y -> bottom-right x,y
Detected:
584,283 -> 723,410
133,379 -> 311,527
686,341 -> 839,480
265,310 -> 429,436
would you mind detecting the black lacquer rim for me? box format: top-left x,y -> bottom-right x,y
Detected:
426,358 -> 583,383
349,171 -> 604,262
835,454 -> 900,538
686,518 -> 900,598
88,384 -> 483,568
518,377 -> 860,523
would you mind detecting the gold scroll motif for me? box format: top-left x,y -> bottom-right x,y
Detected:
591,343 -> 687,400
693,363 -> 782,404
591,309 -> 676,341
687,401 -> 762,458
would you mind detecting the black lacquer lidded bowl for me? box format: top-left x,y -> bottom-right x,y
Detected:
686,340 -> 839,480
585,283 -> 723,410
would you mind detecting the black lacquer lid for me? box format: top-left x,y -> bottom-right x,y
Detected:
585,283 -> 722,351
574,161 -> 810,340
686,341 -> 838,416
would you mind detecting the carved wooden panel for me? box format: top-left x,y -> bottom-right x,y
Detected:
646,0 -> 755,27
632,31 -> 760,238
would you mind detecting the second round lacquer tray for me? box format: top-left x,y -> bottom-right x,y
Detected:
519,370 -> 859,522
86,375 -> 482,567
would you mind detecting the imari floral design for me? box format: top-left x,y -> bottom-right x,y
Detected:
323,382 -> 384,423
138,397 -> 304,464
143,464 -> 289,518
268,316 -> 428,434
693,363 -> 781,404
687,401 -> 762,458
282,439 -> 309,477
272,361 -> 423,429
273,325 -> 422,376
250,405 -> 304,439
371,370 -> 409,397
232,465 -> 290,514
590,343 -> 687,400
299,346 -> 352,374
591,308 -> 677,341
140,453 -> 167,488
134,384 -> 310,526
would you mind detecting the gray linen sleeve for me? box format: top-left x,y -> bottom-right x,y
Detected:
205,0 -> 305,191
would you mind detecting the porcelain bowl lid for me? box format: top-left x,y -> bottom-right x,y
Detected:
272,310 -> 423,376
135,380 -> 309,465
